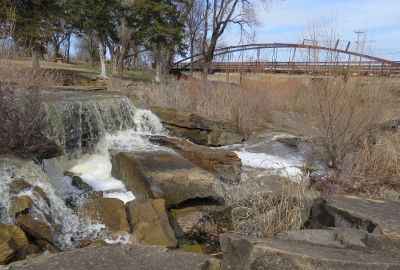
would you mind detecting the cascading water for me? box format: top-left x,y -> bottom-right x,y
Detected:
0,90 -> 315,252
0,90 -> 167,250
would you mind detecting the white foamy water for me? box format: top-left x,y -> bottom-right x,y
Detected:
65,109 -> 166,204
0,157 -> 107,250
235,151 -> 303,178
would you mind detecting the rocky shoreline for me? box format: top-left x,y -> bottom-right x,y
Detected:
0,90 -> 399,270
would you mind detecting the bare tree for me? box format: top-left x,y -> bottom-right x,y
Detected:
199,0 -> 271,78
186,0 -> 205,75
76,33 -> 99,66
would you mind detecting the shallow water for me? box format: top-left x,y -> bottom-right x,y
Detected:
223,129 -> 314,180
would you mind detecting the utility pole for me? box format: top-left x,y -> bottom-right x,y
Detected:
354,30 -> 366,61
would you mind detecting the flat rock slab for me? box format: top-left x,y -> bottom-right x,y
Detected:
311,195 -> 400,259
2,244 -> 219,270
220,233 -> 400,270
312,195 -> 400,236
150,107 -> 244,146
149,136 -> 242,183
111,150 -> 220,205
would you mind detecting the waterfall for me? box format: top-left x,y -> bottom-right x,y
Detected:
0,91 -> 166,250
42,91 -> 161,158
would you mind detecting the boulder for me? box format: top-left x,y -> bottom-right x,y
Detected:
32,186 -> 50,207
127,199 -> 177,248
310,195 -> 400,259
77,197 -> 130,234
176,244 -> 205,254
150,106 -> 244,146
15,213 -> 55,244
8,196 -> 32,217
0,239 -> 15,265
65,191 -> 103,209
0,224 -> 32,263
111,151 -> 220,205
220,233 -> 400,270
4,244 -> 220,270
71,176 -> 93,192
149,136 -> 242,183
170,205 -> 230,236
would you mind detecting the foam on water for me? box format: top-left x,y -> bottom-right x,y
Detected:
64,108 -> 167,204
0,157 -> 107,250
235,151 -> 303,178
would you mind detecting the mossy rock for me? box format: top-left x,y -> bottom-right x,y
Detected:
176,244 -> 205,254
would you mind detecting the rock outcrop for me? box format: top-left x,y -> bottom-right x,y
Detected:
2,244 -> 220,270
149,136 -> 242,183
77,198 -> 131,234
150,107 -> 244,146
15,214 -> 55,245
127,199 -> 177,248
220,233 -> 400,270
0,225 -> 31,264
310,195 -> 400,259
111,151 -> 220,205
170,205 -> 230,236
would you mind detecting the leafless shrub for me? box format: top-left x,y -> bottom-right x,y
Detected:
305,77 -> 394,169
0,8 -> 48,158
337,130 -> 400,199
140,78 -> 272,135
216,175 -> 310,238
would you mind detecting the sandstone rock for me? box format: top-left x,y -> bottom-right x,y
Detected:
32,186 -> 50,207
127,199 -> 177,248
77,198 -> 130,234
4,244 -> 220,270
150,106 -> 244,146
8,180 -> 32,195
65,191 -> 103,209
111,151 -> 220,205
170,205 -> 229,236
0,225 -> 28,252
176,244 -> 205,254
71,176 -> 92,192
220,232 -> 400,270
36,240 -> 59,253
311,195 -> 400,259
0,238 -> 15,265
0,224 -> 32,263
15,214 -> 55,244
276,229 -> 344,248
74,239 -> 108,249
277,228 -> 367,250
8,196 -> 32,218
150,136 -> 242,183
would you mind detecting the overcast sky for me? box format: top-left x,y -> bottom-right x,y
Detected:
222,0 -> 400,60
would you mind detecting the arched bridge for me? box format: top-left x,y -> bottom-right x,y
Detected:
173,43 -> 400,76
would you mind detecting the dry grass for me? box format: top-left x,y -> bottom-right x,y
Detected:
304,77 -> 395,169
138,75 -> 309,135
215,175 -> 311,238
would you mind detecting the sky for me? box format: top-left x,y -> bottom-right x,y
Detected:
222,0 -> 400,60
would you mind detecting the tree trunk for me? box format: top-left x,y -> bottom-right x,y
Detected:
32,48 -> 41,73
66,34 -> 71,62
154,47 -> 162,83
190,39 -> 194,75
98,40 -> 107,78
89,55 -> 95,68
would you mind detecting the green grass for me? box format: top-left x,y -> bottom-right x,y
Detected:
124,69 -> 154,81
